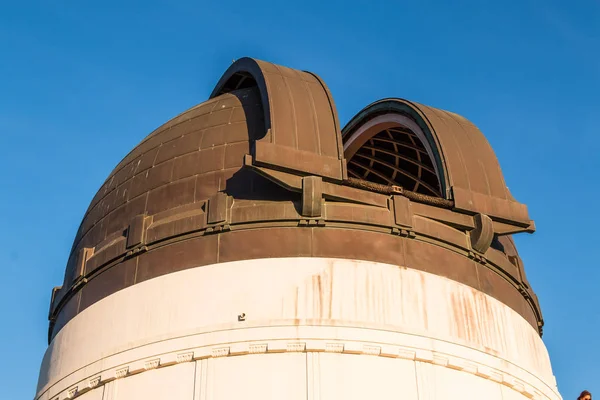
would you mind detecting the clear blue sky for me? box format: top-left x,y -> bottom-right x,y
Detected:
1,0 -> 598,398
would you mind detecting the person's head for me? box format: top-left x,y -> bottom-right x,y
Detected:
578,390 -> 592,400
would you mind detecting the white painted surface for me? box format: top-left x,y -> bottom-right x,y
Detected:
416,360 -> 503,400
76,388 -> 104,400
36,257 -> 561,400
208,353 -> 307,400
116,362 -> 195,400
319,352 -> 419,399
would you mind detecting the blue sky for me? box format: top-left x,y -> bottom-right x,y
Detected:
1,0 -> 598,398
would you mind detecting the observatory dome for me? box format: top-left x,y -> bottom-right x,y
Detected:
38,58 -> 559,400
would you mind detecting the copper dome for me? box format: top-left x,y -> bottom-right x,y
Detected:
47,58 -> 542,342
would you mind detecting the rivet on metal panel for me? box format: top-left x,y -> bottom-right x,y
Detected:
392,227 -> 415,238
299,218 -> 325,227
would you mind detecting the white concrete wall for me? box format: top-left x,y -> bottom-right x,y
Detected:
36,257 -> 562,400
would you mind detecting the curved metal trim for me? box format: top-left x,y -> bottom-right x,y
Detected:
342,99 -> 451,199
303,70 -> 344,161
210,57 -> 272,132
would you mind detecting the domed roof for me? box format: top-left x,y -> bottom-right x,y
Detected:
342,98 -> 533,228
47,58 -> 543,342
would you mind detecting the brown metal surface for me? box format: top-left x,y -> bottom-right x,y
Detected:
211,58 -> 346,180
48,58 -> 544,342
342,99 -> 532,225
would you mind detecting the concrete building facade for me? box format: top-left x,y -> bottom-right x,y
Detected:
36,58 -> 562,400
